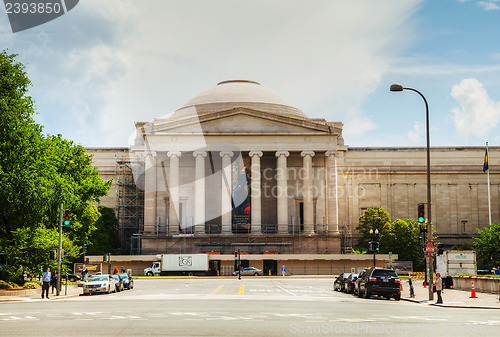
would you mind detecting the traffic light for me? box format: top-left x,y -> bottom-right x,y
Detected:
374,242 -> 379,252
85,258 -> 89,264
63,209 -> 70,225
417,203 -> 425,223
234,252 -> 238,260
368,241 -> 373,251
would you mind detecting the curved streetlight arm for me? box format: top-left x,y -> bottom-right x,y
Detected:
389,84 -> 433,301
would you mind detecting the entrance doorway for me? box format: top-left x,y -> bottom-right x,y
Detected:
208,260 -> 220,276
263,260 -> 278,276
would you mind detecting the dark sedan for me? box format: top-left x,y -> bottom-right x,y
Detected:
118,273 -> 134,290
333,272 -> 351,292
111,274 -> 124,292
62,273 -> 81,282
343,273 -> 359,293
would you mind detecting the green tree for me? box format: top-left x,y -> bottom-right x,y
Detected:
2,225 -> 79,282
87,206 -> 120,255
0,51 -> 111,280
451,240 -> 475,251
474,223 -> 500,270
356,207 -> 391,250
379,219 -> 425,271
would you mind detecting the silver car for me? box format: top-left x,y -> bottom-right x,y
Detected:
83,274 -> 114,295
233,267 -> 263,276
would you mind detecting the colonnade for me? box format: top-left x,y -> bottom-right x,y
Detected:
143,150 -> 339,235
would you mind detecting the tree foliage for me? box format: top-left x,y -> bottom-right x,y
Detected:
474,223 -> 500,270
355,206 -> 391,250
0,50 -> 111,280
379,219 -> 425,271
87,206 -> 120,255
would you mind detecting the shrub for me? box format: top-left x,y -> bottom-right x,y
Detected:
23,281 -> 41,289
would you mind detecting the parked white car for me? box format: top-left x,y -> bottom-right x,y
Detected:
83,274 -> 114,295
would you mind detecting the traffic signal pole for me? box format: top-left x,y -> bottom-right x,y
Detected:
57,203 -> 63,296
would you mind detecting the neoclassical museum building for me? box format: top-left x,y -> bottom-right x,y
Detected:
87,80 -> 498,273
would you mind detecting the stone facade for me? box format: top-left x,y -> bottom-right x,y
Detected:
85,81 -> 498,254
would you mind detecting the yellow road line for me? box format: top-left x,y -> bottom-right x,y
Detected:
238,285 -> 245,295
211,285 -> 224,294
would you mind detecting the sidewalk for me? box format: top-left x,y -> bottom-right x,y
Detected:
0,284 -> 82,302
401,279 -> 500,309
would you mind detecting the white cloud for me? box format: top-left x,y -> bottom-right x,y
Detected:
407,122 -> 424,145
477,1 -> 500,10
343,109 -> 378,139
451,78 -> 500,141
1,0 -> 421,146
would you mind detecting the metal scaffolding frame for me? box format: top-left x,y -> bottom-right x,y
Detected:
340,224 -> 353,254
137,223 -> 339,255
116,158 -> 144,254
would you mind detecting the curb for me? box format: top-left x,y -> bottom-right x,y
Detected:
0,292 -> 82,303
401,297 -> 500,309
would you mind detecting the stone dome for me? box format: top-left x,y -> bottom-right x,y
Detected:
170,80 -> 308,120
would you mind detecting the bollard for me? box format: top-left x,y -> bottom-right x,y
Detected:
269,270 -> 271,276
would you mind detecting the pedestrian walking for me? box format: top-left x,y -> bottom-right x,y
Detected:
50,271 -> 58,294
409,275 -> 415,298
281,265 -> 286,277
435,272 -> 443,304
41,267 -> 51,299
113,266 -> 119,274
120,266 -> 126,273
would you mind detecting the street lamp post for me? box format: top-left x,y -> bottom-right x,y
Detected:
390,84 -> 433,301
369,228 -> 379,267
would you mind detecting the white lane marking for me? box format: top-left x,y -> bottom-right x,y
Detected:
277,285 -> 296,296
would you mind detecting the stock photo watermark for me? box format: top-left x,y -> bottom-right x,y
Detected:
3,0 -> 79,33
289,322 -> 499,336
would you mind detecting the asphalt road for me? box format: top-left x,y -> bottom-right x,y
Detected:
1,278 -> 499,337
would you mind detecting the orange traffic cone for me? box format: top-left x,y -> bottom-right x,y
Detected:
451,284 -> 454,289
401,283 -> 403,291
423,282 -> 427,288
470,281 -> 477,298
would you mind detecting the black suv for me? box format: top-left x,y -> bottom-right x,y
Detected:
357,267 -> 401,300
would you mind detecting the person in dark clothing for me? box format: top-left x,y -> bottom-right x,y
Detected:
50,271 -> 58,294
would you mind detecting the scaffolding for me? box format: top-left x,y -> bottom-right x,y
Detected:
340,224 -> 353,254
116,158 -> 144,254
137,223 -> 341,255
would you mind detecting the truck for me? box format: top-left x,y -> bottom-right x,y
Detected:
436,250 -> 477,277
144,254 -> 209,276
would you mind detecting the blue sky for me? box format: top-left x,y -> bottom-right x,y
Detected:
1,0 -> 499,148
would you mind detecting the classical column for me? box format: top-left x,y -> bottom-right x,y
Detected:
144,151 -> 157,233
325,151 -> 340,233
220,151 -> 234,233
167,151 -> 181,233
249,151 -> 263,234
275,151 -> 290,233
193,151 -> 207,233
301,150 -> 315,234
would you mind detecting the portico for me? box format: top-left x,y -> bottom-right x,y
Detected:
130,80 -> 344,254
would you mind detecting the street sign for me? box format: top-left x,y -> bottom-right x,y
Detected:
426,241 -> 435,254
